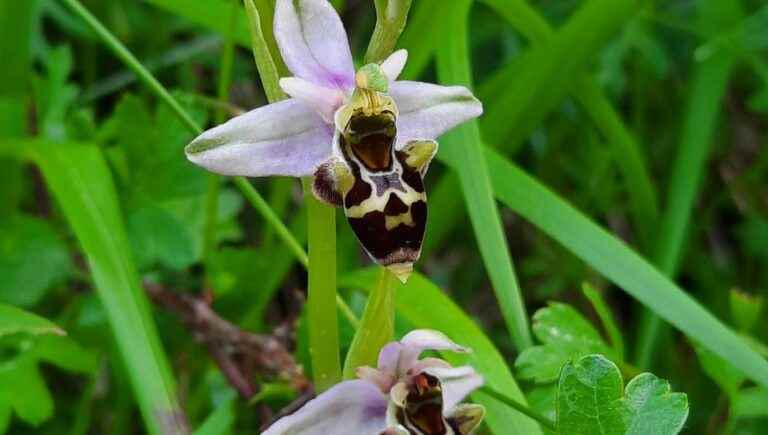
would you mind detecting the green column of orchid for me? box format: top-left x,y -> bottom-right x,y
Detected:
243,0 -> 342,391
342,0 -> 413,378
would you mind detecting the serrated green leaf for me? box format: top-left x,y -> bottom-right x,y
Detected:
0,215 -> 72,307
0,360 -> 54,426
557,354 -> 688,435
516,303 -> 612,383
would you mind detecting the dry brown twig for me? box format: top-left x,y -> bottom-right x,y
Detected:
144,281 -> 309,399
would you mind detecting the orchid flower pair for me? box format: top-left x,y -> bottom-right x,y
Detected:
263,330 -> 485,435
185,0 -> 482,282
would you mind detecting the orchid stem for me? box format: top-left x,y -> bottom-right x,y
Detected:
365,0 -> 413,63
303,179 -> 342,391
478,386 -> 557,432
202,0 -> 238,268
343,267 -> 397,378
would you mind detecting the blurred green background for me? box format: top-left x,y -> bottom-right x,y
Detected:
1,0 -> 767,433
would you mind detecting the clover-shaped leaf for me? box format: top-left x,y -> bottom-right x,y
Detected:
557,354 -> 689,435
516,303 -> 614,383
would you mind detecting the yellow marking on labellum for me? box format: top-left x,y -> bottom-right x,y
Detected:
403,140 -> 438,172
385,212 -> 415,230
345,189 -> 424,219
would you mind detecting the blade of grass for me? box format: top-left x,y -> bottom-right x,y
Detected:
145,0 -> 252,47
340,269 -> 543,435
32,141 -> 187,435
436,0 -> 532,350
433,145 -> 768,389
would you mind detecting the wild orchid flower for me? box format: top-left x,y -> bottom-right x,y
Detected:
185,0 -> 482,282
263,329 -> 486,435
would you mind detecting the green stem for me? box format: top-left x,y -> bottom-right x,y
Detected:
202,0 -> 238,266
343,267 -> 397,378
365,0 -> 413,63
303,178 -> 342,392
478,386 -> 557,432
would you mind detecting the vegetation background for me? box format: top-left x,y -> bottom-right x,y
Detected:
1,0 -> 767,434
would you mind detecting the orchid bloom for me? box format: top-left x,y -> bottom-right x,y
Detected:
185,0 -> 482,282
263,330 -> 486,435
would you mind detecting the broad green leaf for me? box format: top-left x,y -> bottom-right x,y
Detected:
516,303 -> 613,383
0,216 -> 72,307
557,354 -> 689,435
0,304 -> 64,337
436,0 -> 532,351
434,145 -> 768,390
341,269 -> 543,435
31,141 -> 185,435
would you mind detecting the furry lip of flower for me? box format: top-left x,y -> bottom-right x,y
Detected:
185,0 -> 482,281
262,329 -> 486,435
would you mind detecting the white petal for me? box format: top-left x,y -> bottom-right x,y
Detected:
389,81 -> 483,149
423,365 -> 484,413
381,49 -> 408,82
275,0 -> 355,90
185,99 -> 333,177
280,77 -> 346,123
376,342 -> 404,375
399,330 -> 469,369
263,380 -> 388,435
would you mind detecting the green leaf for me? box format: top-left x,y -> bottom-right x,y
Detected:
31,141 -> 185,435
556,354 -> 689,435
582,283 -> 625,360
0,215 -> 72,307
341,269 -> 543,435
516,303 -> 613,383
0,361 -> 54,426
0,304 -> 64,337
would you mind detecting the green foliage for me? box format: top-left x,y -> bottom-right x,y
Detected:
516,303 -> 614,383
0,305 -> 97,429
0,216 -> 71,307
557,354 -> 688,435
